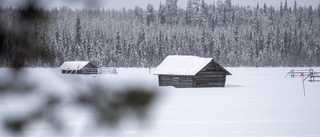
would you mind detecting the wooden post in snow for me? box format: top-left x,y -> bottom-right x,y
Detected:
301,72 -> 306,97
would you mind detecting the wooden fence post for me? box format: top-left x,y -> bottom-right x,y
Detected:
301,72 -> 306,97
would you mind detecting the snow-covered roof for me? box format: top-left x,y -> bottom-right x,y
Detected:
60,61 -> 92,70
154,55 -> 213,76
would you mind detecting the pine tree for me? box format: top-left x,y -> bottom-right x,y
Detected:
199,0 -> 209,27
158,2 -> 166,24
75,14 -> 81,47
146,4 -> 155,26
165,0 -> 178,25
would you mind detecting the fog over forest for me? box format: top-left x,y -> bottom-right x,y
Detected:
0,0 -> 319,67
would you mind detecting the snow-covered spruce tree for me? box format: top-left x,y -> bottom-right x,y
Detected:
146,4 -> 156,26
165,0 -> 178,25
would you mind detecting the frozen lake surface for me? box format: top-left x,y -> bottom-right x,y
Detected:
1,67 -> 320,137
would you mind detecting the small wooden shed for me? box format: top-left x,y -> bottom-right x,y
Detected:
154,55 -> 231,88
60,61 -> 98,74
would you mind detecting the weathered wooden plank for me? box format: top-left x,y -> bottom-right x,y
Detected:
197,72 -> 226,76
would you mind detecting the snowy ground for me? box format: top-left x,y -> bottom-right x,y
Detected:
1,67 -> 320,137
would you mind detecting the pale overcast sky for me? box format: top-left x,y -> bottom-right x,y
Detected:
0,0 -> 319,9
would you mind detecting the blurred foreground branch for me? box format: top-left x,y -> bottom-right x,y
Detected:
0,0 -> 159,136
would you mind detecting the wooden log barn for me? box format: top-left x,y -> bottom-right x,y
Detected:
60,61 -> 98,74
154,55 -> 232,88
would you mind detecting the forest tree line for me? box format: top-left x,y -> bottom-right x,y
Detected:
0,0 -> 320,67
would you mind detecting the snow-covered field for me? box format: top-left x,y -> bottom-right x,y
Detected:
1,67 -> 320,137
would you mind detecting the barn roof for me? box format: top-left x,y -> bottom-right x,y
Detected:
154,55 -> 215,76
60,61 -> 96,70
